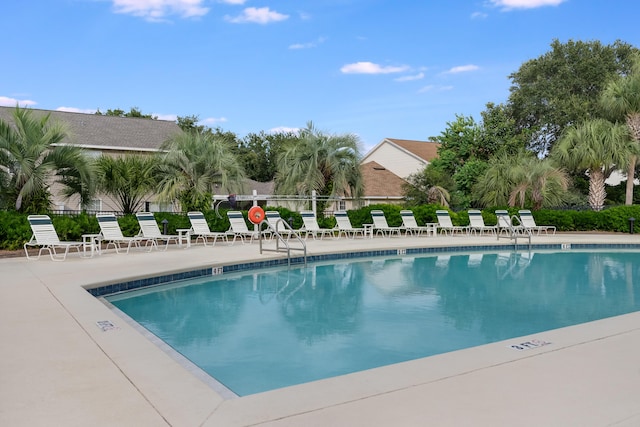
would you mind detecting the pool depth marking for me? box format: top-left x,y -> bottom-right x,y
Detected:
508,339 -> 551,351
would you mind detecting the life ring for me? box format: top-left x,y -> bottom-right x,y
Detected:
248,206 -> 265,224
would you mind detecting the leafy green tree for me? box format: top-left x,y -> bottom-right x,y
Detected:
238,131 -> 297,182
431,115 -> 480,176
600,54 -> 640,205
95,107 -> 157,119
553,119 -> 637,211
478,102 -> 528,158
156,131 -> 245,212
0,106 -> 95,212
96,155 -> 157,214
275,122 -> 364,204
508,39 -> 639,155
176,114 -> 206,133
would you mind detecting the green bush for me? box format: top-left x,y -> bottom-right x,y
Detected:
3,204 -> 640,251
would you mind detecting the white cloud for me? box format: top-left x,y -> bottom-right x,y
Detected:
418,85 -> 453,93
154,113 -> 178,121
112,0 -> 209,21
340,62 -> 410,75
0,96 -> 37,107
225,7 -> 289,24
471,11 -> 488,19
56,106 -> 96,114
219,0 -> 246,4
269,126 -> 300,135
394,72 -> 424,82
446,64 -> 480,74
490,0 -> 566,9
200,117 -> 228,125
289,37 -> 326,50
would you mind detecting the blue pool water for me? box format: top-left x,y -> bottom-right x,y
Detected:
107,250 -> 640,396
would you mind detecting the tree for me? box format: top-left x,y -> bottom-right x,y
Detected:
96,155 -> 157,214
155,131 -> 245,212
508,156 -> 569,210
403,165 -> 454,207
95,107 -> 157,119
275,122 -> 364,204
473,153 -> 524,208
238,131 -> 297,182
508,39 -> 639,155
600,55 -> 640,205
0,106 -> 95,212
553,119 -> 637,211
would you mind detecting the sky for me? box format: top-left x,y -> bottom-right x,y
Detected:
3,0 -> 640,153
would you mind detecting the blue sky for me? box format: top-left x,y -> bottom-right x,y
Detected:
3,0 -> 639,152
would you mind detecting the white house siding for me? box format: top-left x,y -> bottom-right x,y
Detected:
362,143 -> 426,178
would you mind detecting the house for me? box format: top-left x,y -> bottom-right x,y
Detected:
0,106 -> 183,212
361,138 -> 440,179
343,138 -> 440,209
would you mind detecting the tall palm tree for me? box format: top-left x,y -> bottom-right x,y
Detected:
0,106 -> 95,212
96,155 -> 157,214
155,131 -> 245,212
600,55 -> 640,205
553,118 -> 637,211
275,122 -> 364,203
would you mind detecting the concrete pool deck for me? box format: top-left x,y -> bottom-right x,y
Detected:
2,232 -> 640,426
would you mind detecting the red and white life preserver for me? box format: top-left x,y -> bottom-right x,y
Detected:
248,206 -> 265,224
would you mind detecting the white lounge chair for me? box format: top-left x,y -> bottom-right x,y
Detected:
400,210 -> 433,236
265,210 -> 293,239
300,211 -> 334,240
435,210 -> 468,235
97,213 -> 151,253
135,212 -> 181,250
187,211 -> 229,246
334,211 -> 364,238
226,211 -> 263,243
24,214 -> 83,261
468,210 -> 497,236
518,210 -> 556,235
370,210 -> 402,237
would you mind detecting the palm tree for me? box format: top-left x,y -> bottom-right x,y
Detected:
473,152 -> 568,209
96,155 -> 157,214
600,55 -> 640,205
275,122 -> 364,204
508,156 -> 569,210
0,106 -> 95,212
553,118 -> 637,211
473,153 -> 521,207
155,131 -> 245,212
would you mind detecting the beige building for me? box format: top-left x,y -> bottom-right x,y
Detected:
345,138 -> 440,209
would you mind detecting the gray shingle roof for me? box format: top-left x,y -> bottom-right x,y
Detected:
0,106 -> 183,152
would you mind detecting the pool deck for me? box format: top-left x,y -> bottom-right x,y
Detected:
2,232 -> 640,426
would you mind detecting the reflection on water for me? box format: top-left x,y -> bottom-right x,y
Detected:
108,251 -> 640,396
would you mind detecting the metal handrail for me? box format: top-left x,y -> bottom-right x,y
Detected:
497,215 -> 531,250
258,219 -> 307,267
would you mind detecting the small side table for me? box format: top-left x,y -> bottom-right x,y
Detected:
82,234 -> 102,258
176,229 -> 191,248
426,223 -> 438,237
363,223 -> 374,239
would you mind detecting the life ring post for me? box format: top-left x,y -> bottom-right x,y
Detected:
248,206 -> 265,224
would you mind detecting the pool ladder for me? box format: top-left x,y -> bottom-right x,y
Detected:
258,218 -> 307,267
497,214 -> 531,250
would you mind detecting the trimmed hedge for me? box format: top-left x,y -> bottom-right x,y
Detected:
2,205 -> 640,250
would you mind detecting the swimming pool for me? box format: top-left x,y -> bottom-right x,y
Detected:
106,249 -> 640,397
